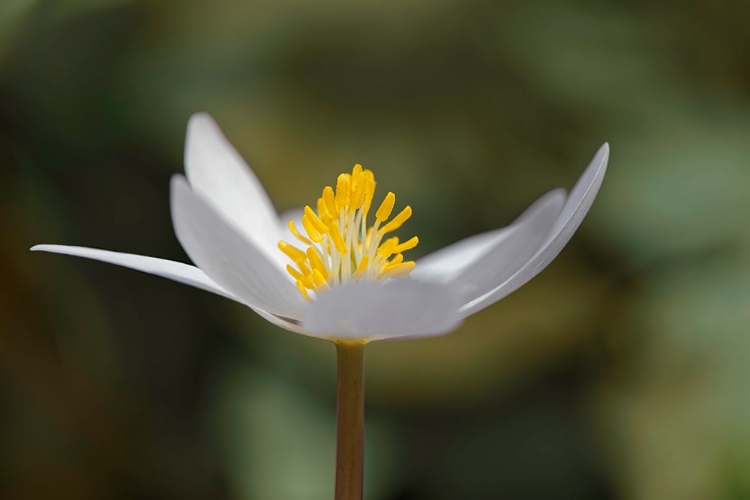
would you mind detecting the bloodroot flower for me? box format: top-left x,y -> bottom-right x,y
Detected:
32,113 -> 608,342
32,113 -> 608,499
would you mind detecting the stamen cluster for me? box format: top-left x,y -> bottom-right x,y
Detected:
278,164 -> 418,300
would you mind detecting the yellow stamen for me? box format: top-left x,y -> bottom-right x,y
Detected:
296,280 -> 311,300
312,269 -> 329,288
362,170 -> 375,215
351,164 -> 363,183
378,205 -> 412,234
297,261 -> 312,276
393,236 -> 419,253
377,237 -> 399,258
388,254 -> 404,267
286,264 -> 313,288
307,247 -> 328,280
288,219 -> 312,245
328,221 -> 348,254
278,241 -> 306,263
317,197 -> 329,220
335,174 -> 351,208
323,186 -> 338,216
302,215 -> 324,243
376,192 -> 395,221
351,180 -> 366,209
278,166 -> 417,298
379,261 -> 416,279
304,206 -> 329,234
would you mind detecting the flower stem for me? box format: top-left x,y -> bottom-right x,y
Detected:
334,341 -> 365,500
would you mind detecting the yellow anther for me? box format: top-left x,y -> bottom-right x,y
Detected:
393,236 -> 419,253
312,269 -> 329,288
354,255 -> 370,278
351,164 -> 363,184
323,186 -> 338,216
296,280 -> 311,300
287,265 -> 313,288
351,166 -> 367,209
377,237 -> 399,257
388,253 -> 404,267
335,174 -> 352,208
379,261 -> 416,279
306,247 -> 328,279
301,215 -> 324,243
288,219 -> 312,245
378,205 -> 412,234
376,192 -> 395,221
304,206 -> 328,234
317,197 -> 329,220
278,241 -> 307,263
297,261 -> 311,276
362,170 -> 375,215
327,221 -> 348,254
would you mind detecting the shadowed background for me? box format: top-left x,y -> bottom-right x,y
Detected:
2,0 -> 749,498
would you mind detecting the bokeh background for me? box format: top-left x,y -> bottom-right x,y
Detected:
2,0 -> 749,498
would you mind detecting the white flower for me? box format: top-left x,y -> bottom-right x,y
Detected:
32,113 -> 608,342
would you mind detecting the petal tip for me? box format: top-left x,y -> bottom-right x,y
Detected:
547,187 -> 568,203
169,174 -> 190,195
583,143 -> 610,182
596,142 -> 610,164
187,111 -> 215,129
185,113 -> 222,166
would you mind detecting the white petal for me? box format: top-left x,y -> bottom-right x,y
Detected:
450,189 -> 566,305
411,227 -> 514,283
253,308 -> 310,335
459,143 -> 609,317
412,188 -> 567,284
550,143 -> 610,236
184,113 -> 283,265
30,244 -> 238,300
170,175 -> 306,319
31,244 -> 308,334
301,280 -> 462,341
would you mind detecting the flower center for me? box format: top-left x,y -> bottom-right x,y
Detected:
278,164 -> 418,300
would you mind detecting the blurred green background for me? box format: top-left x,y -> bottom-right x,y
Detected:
2,0 -> 750,498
